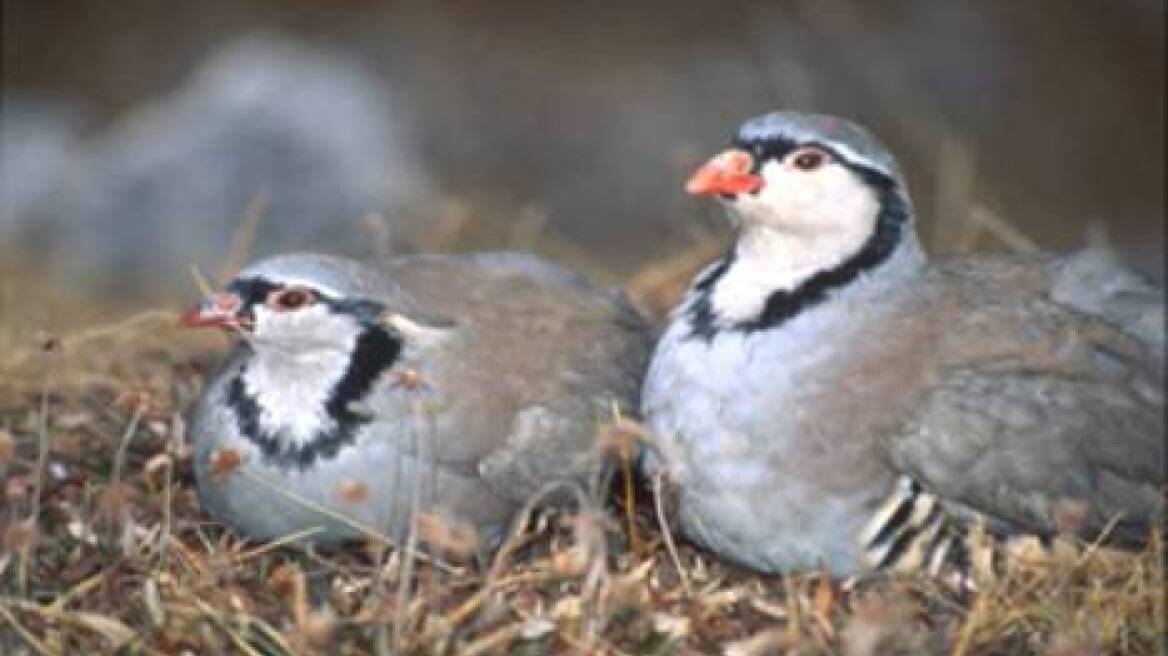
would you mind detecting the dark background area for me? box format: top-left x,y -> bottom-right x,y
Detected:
1,0 -> 1164,311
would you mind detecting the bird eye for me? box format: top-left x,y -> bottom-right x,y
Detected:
269,287 -> 314,311
790,148 -> 827,171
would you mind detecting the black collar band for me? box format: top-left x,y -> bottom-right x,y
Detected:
228,324 -> 402,470
686,159 -> 910,341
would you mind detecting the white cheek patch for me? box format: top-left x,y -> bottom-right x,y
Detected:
749,161 -> 877,234
253,305 -> 352,353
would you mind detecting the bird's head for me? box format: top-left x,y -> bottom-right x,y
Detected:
179,254 -> 390,356
686,112 -> 913,246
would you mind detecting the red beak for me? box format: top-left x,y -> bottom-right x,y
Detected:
685,149 -> 764,196
178,292 -> 245,330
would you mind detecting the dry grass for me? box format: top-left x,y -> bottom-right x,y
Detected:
0,177 -> 1161,653
0,269 -> 1162,656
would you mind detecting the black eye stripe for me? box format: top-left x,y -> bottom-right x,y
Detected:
732,135 -> 796,170
227,277 -> 327,311
731,136 -> 896,187
227,278 -> 281,307
732,136 -> 840,165
226,276 -> 387,322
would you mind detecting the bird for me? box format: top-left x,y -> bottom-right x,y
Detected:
181,251 -> 652,549
641,111 -> 1164,577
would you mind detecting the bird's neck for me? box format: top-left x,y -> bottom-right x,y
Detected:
720,227 -> 875,321
230,325 -> 402,469
685,214 -> 923,339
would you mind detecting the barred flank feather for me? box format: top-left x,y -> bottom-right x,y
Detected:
860,476 -> 972,579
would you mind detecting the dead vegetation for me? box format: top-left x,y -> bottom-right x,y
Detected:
0,276 -> 1162,655
1,159 -> 1163,653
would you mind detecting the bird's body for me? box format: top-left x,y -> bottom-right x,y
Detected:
186,252 -> 652,546
643,112 -> 1163,576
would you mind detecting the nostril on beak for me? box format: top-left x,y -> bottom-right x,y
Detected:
720,150 -> 755,175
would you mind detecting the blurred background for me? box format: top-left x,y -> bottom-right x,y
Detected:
1,0 -> 1164,329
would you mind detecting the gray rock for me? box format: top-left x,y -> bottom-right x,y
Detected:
0,96 -> 86,241
21,34 -> 435,292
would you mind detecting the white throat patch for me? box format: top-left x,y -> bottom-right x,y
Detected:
241,307 -> 363,447
705,158 -> 883,325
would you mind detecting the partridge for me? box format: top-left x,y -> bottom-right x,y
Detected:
642,112 -> 1163,576
182,252 -> 652,547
